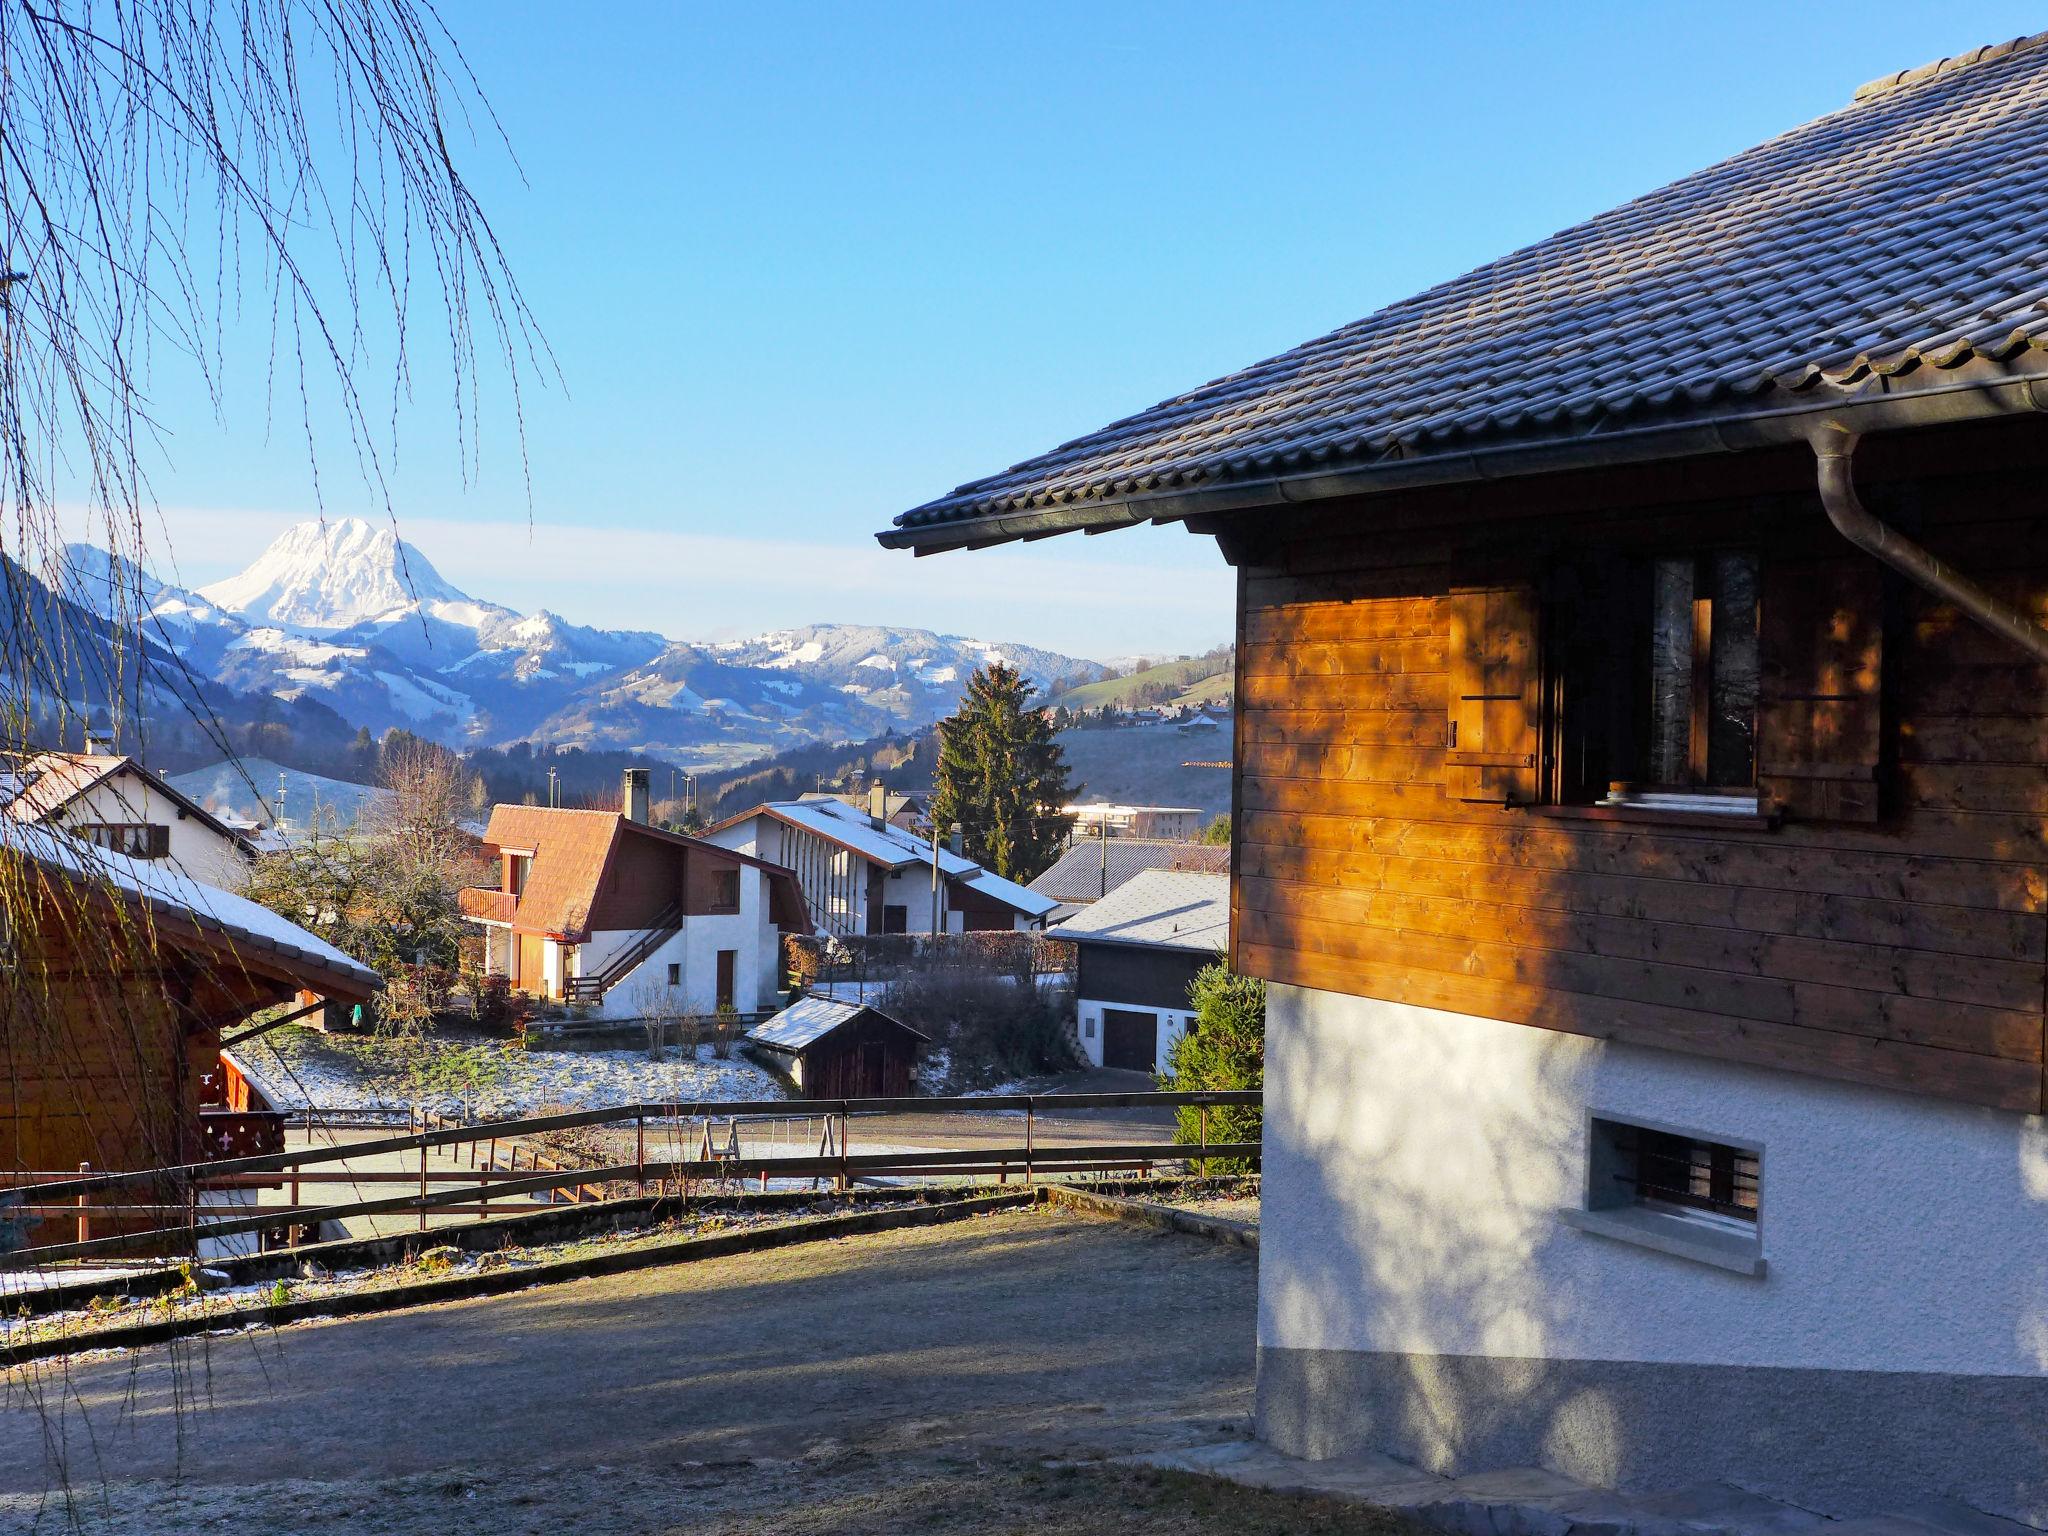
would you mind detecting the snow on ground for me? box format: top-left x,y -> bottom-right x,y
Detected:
235,1027 -> 782,1117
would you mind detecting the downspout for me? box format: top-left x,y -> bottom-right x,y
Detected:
1808,423 -> 2048,666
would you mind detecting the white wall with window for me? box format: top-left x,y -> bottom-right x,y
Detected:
53,769 -> 253,887
1074,998 -> 1194,1075
1258,983 -> 2048,1479
567,864 -> 782,1020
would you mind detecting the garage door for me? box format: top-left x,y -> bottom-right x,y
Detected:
1101,1009 -> 1160,1072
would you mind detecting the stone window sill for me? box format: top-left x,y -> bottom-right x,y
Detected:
1557,1205 -> 1767,1278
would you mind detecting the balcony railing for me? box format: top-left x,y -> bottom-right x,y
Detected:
459,887 -> 517,923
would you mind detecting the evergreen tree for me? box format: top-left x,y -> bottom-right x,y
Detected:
931,663 -> 1076,882
1161,963 -> 1264,1171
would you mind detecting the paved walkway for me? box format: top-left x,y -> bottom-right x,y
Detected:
0,1206 -> 1255,1531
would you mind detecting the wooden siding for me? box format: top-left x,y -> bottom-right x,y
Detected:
1077,941 -> 1213,1014
1227,421 -> 2048,1113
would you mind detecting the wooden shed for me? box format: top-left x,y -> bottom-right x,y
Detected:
744,995 -> 927,1100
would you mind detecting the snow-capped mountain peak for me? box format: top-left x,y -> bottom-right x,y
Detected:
198,517 -> 471,633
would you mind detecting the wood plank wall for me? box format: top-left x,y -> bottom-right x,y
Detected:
1229,428 -> 2048,1112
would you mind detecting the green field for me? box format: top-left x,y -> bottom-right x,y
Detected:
1046,651 -> 1233,712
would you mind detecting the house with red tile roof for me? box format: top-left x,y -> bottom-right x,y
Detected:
459,770 -> 807,1018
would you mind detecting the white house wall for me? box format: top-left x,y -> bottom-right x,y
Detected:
577,866 -> 782,1019
57,774 -> 251,888
1256,982 -> 2048,1519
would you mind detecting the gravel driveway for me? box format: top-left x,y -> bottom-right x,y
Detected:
0,1206 -> 1258,1533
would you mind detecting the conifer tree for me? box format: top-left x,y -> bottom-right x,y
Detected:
931,663 -> 1077,882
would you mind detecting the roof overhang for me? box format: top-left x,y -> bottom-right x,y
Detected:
878,366 -> 2048,556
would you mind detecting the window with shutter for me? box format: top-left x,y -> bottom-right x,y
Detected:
1757,558 -> 1884,823
1445,584 -> 1541,803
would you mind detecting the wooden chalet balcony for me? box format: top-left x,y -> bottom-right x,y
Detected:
460,886 -> 517,923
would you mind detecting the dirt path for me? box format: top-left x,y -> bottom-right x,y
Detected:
0,1206 -> 1258,1533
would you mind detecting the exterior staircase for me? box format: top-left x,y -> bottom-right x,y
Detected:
1121,1441 -> 2044,1536
563,903 -> 682,1005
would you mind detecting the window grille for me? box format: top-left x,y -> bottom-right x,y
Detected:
1597,1118 -> 1759,1224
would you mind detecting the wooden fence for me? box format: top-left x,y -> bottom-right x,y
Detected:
0,1091 -> 1259,1267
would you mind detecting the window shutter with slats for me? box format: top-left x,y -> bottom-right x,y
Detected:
1445,584 -> 1541,804
1757,558 -> 1884,823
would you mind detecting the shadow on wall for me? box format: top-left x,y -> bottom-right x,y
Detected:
1256,989 -> 1592,1475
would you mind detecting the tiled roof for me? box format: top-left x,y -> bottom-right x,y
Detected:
1052,869 -> 1230,953
746,994 -> 928,1053
1029,837 -> 1231,922
482,804 -> 621,939
882,33 -> 2048,548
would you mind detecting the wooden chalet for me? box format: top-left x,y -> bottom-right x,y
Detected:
876,33 -> 2048,1522
744,995 -> 927,1099
0,819 -> 380,1189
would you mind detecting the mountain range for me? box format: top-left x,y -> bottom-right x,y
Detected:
52,518 -> 1107,770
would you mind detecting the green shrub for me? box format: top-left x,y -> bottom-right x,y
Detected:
1160,963 -> 1264,1171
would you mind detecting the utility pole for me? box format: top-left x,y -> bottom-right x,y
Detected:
1099,817 -> 1109,900
547,766 -> 558,808
930,815 -> 941,934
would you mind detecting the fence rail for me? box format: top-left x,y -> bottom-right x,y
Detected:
0,1091 -> 1260,1268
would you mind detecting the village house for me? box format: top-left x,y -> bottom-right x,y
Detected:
878,34 -> 2048,1520
1064,802 -> 1206,841
702,796 -> 1054,936
1029,835 -> 1230,923
0,819 -> 379,1193
460,770 -> 807,1018
1055,869 -> 1228,1075
3,743 -> 256,888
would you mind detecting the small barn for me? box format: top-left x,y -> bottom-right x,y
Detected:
744,995 -> 928,1100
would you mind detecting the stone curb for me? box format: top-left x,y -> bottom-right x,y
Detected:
2,1191 -> 1036,1370
1038,1184 -> 1259,1249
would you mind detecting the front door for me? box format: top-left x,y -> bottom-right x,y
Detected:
716,949 -> 738,1011
1102,1009 -> 1160,1072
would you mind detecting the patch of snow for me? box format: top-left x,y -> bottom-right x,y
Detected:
374,670 -> 473,722
563,660 -> 612,677
837,683 -> 870,696
857,653 -> 896,671
236,1032 -> 784,1117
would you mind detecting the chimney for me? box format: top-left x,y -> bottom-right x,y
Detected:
623,767 -> 650,824
83,730 -> 114,757
868,782 -> 889,820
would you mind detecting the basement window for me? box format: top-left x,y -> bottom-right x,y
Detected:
1558,1116 -> 1765,1277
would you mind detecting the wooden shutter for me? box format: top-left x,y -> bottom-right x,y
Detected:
146,823 -> 170,859
1757,558 -> 1883,822
1445,584 -> 1541,803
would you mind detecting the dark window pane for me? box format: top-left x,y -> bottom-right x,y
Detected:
1647,558 -> 1695,784
1707,552 -> 1758,787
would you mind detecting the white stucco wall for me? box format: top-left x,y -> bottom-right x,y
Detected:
576,865 -> 782,1018
55,772 -> 252,888
1260,983 -> 2048,1378
1075,998 -> 1194,1074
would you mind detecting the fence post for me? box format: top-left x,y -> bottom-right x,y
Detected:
636,1113 -> 646,1197
418,1133 -> 429,1231
76,1162 -> 90,1244
1025,1101 -> 1034,1186
1199,1104 -> 1210,1180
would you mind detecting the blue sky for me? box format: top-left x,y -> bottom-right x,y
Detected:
117,2 -> 2047,661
